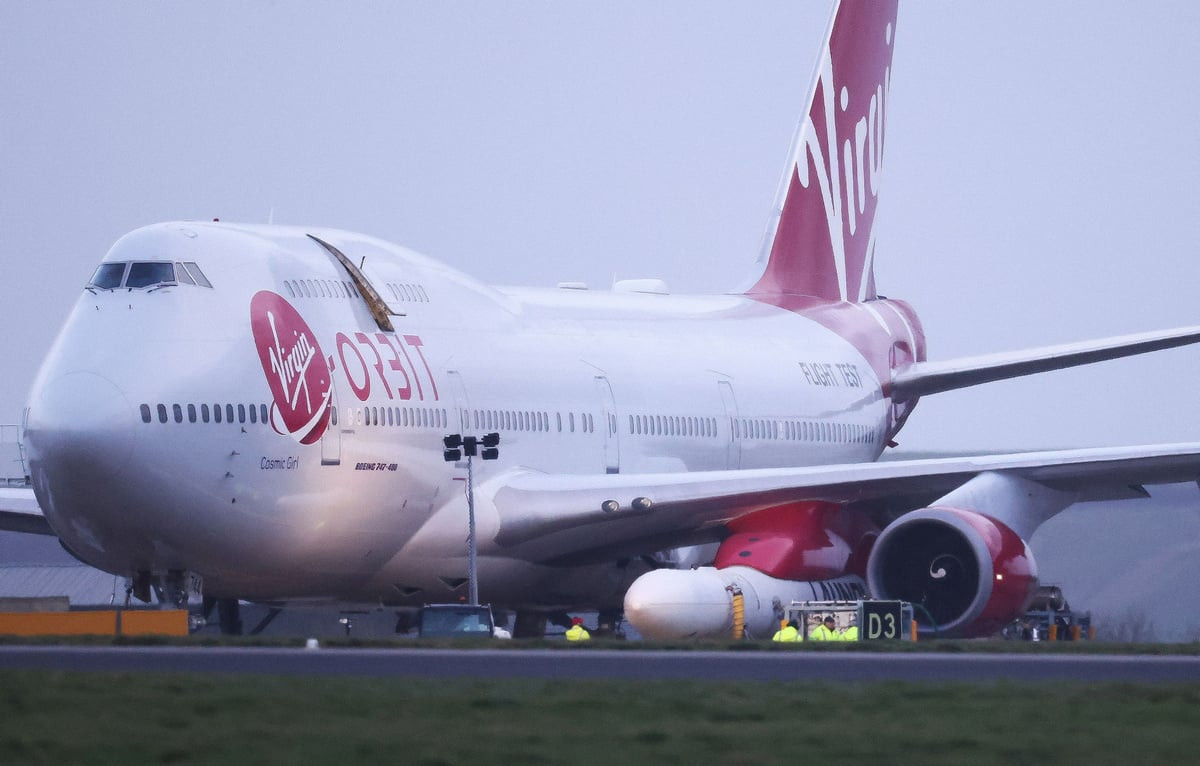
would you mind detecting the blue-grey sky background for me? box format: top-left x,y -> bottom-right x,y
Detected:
3,1 -> 1200,453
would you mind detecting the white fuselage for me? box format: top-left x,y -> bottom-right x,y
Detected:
24,222 -> 900,608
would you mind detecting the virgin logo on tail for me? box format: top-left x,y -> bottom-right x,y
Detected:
250,291 -> 332,445
750,0 -> 897,303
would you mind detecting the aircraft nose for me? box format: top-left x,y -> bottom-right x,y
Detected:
25,372 -> 135,484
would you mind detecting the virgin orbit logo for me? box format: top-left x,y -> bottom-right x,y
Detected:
250,291 -> 332,445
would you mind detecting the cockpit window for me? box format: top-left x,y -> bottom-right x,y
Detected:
181,262 -> 212,288
126,262 -> 176,288
174,262 -> 195,285
86,260 -> 214,290
89,263 -> 127,289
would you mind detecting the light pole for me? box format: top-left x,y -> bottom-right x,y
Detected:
442,432 -> 500,606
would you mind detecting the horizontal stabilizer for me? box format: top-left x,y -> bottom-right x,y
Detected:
891,325 -> 1200,401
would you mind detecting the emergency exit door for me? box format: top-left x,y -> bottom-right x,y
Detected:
595,376 -> 619,474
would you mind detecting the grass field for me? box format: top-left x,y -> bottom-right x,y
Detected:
2,670 -> 1200,765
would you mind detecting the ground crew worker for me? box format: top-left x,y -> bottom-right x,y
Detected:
841,623 -> 859,641
772,620 -> 799,642
809,615 -> 839,641
565,616 -> 590,641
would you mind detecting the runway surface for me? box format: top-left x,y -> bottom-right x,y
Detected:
1,646 -> 1199,683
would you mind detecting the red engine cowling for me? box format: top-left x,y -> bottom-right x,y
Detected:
865,507 -> 1037,637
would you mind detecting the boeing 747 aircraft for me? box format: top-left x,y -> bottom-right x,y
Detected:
5,0 -> 1200,639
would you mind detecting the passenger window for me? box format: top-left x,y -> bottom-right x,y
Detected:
237,404 -> 246,423
172,404 -> 183,423
260,404 -> 268,423
89,262 -> 127,290
214,404 -> 222,423
157,404 -> 167,423
187,404 -> 197,423
140,404 -> 151,423
248,404 -> 257,424
284,281 -> 295,298
202,404 -> 210,423
226,404 -> 234,423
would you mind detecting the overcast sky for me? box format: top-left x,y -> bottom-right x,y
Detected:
3,2 -> 1200,454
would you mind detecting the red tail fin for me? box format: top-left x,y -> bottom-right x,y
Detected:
746,0 -> 897,302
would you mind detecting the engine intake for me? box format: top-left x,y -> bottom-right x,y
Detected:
866,507 -> 1037,637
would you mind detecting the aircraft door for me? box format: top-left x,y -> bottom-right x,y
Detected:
321,382 -> 341,466
888,342 -> 915,435
717,380 -> 740,469
595,376 -> 620,474
445,370 -> 471,433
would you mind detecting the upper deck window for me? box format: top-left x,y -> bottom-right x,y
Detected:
87,261 -> 213,290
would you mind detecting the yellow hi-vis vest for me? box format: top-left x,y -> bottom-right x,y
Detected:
566,624 -> 590,641
772,625 -> 799,642
808,624 -> 838,641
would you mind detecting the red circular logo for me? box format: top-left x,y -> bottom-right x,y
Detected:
250,291 -> 332,445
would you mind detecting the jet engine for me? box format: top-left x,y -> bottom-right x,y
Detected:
865,506 -> 1038,637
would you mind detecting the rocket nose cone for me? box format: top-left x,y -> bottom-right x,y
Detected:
623,568 -> 735,640
25,372 -> 135,485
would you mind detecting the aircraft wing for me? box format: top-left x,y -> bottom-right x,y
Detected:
891,325 -> 1200,401
0,487 -> 53,536
489,444 -> 1200,562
